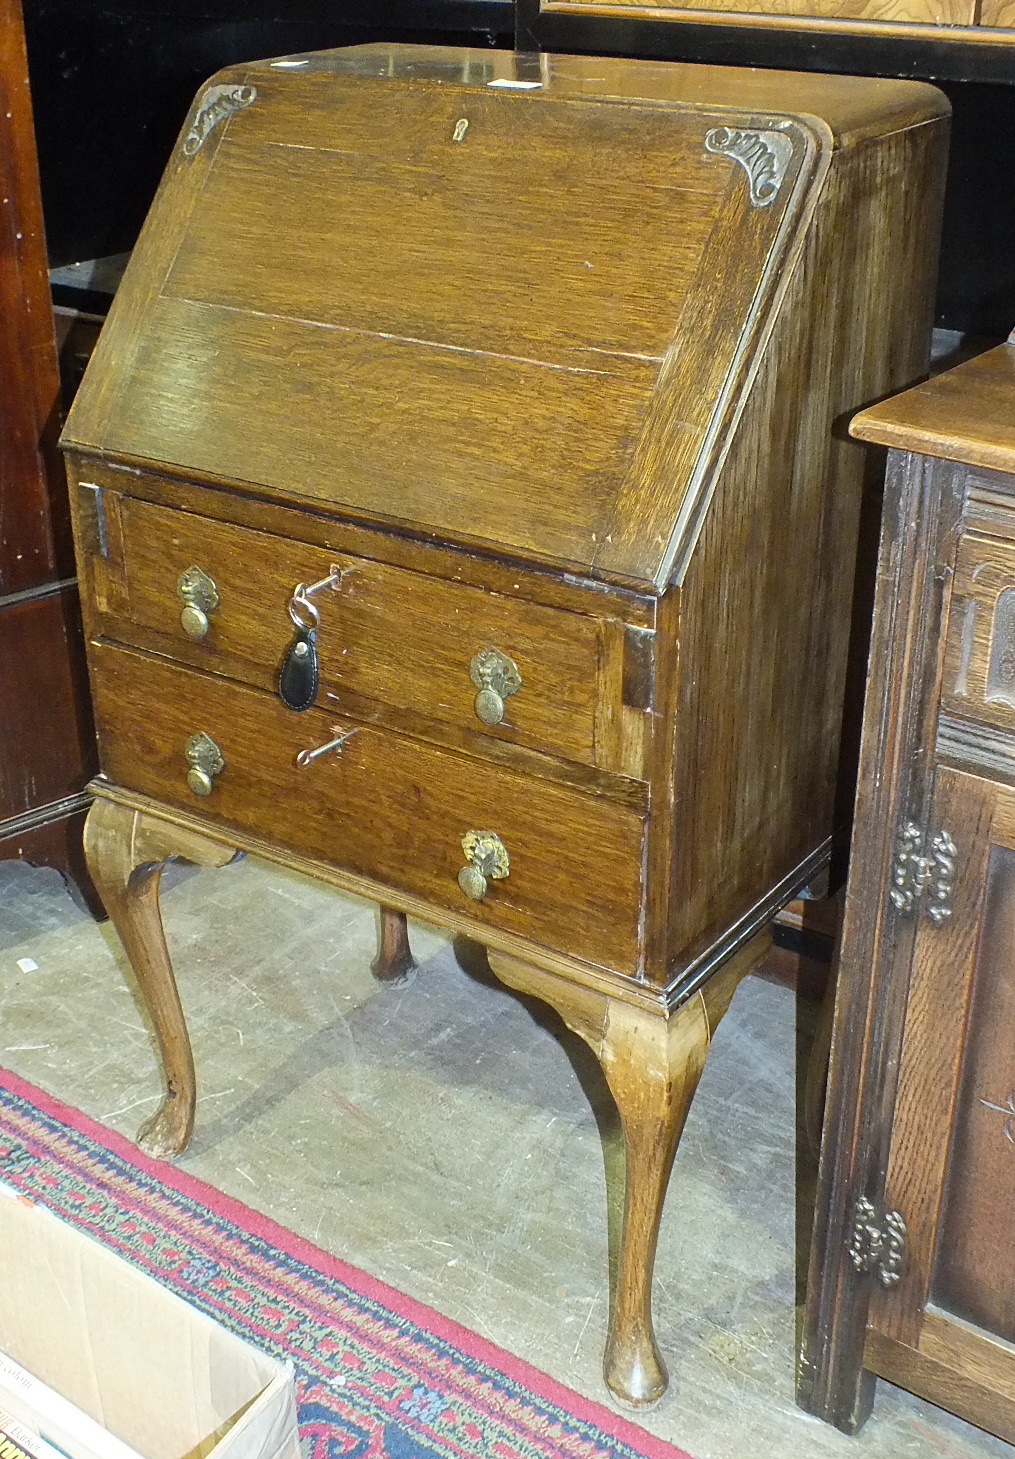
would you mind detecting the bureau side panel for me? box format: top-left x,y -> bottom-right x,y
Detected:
656,114 -> 948,981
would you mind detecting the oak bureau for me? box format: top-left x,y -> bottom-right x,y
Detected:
63,45 -> 948,1404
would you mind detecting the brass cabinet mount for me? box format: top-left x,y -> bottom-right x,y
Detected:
469,647 -> 521,727
185,731 -> 225,796
177,566 -> 219,640
458,830 -> 510,901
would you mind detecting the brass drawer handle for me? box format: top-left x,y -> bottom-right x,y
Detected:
185,731 -> 224,795
458,830 -> 509,901
177,566 -> 219,640
469,648 -> 521,726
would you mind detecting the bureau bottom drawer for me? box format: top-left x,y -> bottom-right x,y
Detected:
89,644 -> 645,974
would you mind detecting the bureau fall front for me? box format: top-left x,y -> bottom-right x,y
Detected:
62,46 -> 948,1405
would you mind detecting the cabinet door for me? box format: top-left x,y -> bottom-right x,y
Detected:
867,765 -> 1015,1440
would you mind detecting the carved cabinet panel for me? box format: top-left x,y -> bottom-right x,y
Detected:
942,531 -> 1015,734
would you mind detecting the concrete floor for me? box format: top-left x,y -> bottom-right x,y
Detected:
1,852 -> 1013,1459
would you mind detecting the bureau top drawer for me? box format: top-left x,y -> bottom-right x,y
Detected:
81,490 -> 631,773
942,531 -> 1015,735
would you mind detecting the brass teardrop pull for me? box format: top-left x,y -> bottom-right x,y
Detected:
457,830 -> 510,901
177,566 -> 219,640
469,648 -> 521,727
185,731 -> 224,796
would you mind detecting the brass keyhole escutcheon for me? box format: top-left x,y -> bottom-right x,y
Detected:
458,830 -> 509,901
177,566 -> 219,640
469,648 -> 521,727
185,731 -> 224,796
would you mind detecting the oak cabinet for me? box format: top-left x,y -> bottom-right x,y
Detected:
802,339 -> 1015,1443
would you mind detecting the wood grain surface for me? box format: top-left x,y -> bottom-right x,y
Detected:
864,1328 -> 1015,1444
535,0 -> 977,25
807,357 -> 1015,1444
0,0 -> 99,913
65,454 -> 657,628
0,0 -> 68,597
979,0 -> 1015,22
934,810 -> 1015,1341
66,47 -> 951,1407
83,797 -> 236,1157
63,46 -> 947,591
66,44 -> 951,1002
520,0 -> 1015,43
107,494 -> 619,771
87,641 -> 647,973
799,452 -> 967,1433
0,587 -> 95,822
658,100 -> 947,982
872,767 -> 995,1349
852,342 -> 1015,476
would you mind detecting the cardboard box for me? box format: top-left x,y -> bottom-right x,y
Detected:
0,1186 -> 300,1459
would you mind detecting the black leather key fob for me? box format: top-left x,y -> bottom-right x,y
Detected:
278,625 -> 319,711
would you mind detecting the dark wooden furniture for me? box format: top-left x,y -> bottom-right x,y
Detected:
517,0 -> 1015,71
801,338 -> 1015,1444
0,0 -> 98,910
63,44 -> 947,1406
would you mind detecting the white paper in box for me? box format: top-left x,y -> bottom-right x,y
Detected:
0,1184 -> 300,1459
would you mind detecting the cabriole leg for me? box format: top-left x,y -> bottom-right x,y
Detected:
371,905 -> 416,983
83,797 -> 235,1158
488,931 -> 768,1405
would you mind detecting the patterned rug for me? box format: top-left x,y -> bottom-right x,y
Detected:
0,1067 -> 688,1459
